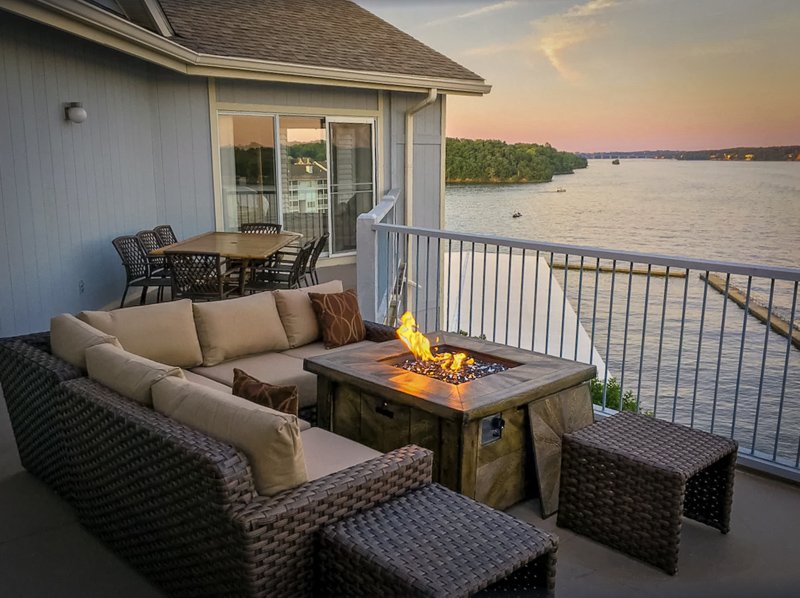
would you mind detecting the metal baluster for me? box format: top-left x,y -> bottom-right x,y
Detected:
480,244 -> 487,338
445,239 -> 452,331
691,271 -> 710,428
517,250 -> 527,347
456,241 -> 464,333
601,262 -> 617,411
711,273 -> 731,433
636,265 -> 652,412
414,235 -> 420,322
505,249 -> 513,344
731,276 -> 753,440
652,267 -> 671,418
773,281 -> 798,461
560,255 -> 569,358
492,247 -> 500,342
424,235 -> 431,331
671,269 -> 690,423
385,230 -> 391,324
545,252 -> 554,354
619,263 -> 634,401
590,259 -> 601,366
752,278 -> 775,454
574,257 -> 585,361
531,251 -> 540,352
468,242 -> 476,335
435,237 -> 441,329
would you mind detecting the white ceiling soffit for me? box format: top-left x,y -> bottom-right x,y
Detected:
2,0 -> 491,95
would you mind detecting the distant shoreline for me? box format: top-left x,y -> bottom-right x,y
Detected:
580,145 -> 800,162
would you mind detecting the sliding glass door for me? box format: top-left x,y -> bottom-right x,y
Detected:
218,112 -> 375,256
328,119 -> 375,254
218,114 -> 278,231
279,116 -> 329,242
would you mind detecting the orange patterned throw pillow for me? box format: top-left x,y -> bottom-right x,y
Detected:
232,368 -> 299,417
308,289 -> 366,349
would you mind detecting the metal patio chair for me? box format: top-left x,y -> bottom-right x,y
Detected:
165,251 -> 240,302
153,224 -> 179,247
246,241 -> 314,292
112,235 -> 173,307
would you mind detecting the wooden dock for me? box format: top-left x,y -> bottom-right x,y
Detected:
701,273 -> 800,349
550,261 -> 685,278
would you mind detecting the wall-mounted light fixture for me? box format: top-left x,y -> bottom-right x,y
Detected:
64,102 -> 87,124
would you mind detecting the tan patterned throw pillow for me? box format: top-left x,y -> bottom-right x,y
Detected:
308,289 -> 366,349
232,368 -> 299,417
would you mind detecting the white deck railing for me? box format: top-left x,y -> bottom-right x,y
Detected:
357,200 -> 800,482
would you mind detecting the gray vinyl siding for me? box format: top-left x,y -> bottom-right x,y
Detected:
382,92 -> 443,230
0,14 -> 214,336
216,79 -> 378,111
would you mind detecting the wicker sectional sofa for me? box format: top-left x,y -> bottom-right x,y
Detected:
0,286 -> 436,597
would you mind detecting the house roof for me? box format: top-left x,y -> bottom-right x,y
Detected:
158,0 -> 484,83
6,0 -> 489,94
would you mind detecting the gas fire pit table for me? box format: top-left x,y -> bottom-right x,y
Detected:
304,332 -> 596,511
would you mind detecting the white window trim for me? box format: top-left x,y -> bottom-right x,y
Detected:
213,108 -> 379,258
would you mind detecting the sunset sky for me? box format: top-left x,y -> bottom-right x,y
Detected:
358,0 -> 800,152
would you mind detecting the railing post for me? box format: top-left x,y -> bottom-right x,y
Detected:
357,211 -> 379,323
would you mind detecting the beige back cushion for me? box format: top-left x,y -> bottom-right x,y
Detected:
192,292 -> 290,367
85,343 -> 185,406
152,377 -> 307,496
274,280 -> 343,347
50,313 -> 122,370
79,299 -> 203,368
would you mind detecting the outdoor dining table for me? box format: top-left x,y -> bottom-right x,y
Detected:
150,230 -> 302,293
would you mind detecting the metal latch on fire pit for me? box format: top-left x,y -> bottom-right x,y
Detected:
480,414 -> 505,445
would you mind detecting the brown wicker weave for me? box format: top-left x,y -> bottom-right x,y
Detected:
557,412 -> 737,574
319,483 -> 558,597
0,333 -> 82,497
60,378 -> 433,597
364,320 -> 398,343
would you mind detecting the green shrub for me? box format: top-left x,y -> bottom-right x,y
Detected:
589,377 -> 640,413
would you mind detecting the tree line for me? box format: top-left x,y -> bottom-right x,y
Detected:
446,138 -> 588,184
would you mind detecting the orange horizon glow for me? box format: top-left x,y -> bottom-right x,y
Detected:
360,0 -> 800,153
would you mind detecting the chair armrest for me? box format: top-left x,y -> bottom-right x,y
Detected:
232,445 -> 433,595
365,320 -> 398,343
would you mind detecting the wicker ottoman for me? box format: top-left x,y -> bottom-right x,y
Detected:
557,412 -> 737,574
319,484 -> 558,597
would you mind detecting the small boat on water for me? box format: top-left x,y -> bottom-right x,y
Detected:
612,158 -> 620,165
556,187 -> 566,192
512,211 -> 522,218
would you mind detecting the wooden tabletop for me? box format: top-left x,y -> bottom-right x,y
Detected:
150,231 -> 302,260
304,332 -> 597,422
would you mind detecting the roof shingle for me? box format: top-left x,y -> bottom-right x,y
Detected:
157,0 -> 484,82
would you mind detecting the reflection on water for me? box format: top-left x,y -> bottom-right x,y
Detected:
445,160 -> 800,465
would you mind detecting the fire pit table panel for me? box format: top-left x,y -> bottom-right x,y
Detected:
305,332 -> 596,510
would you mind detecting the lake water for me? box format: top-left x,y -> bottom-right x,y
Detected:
443,160 -> 800,466
445,159 -> 800,268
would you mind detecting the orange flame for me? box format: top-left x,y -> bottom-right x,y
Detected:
397,312 -> 471,373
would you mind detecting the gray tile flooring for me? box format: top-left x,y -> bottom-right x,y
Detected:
0,393 -> 163,598
2,385 -> 799,597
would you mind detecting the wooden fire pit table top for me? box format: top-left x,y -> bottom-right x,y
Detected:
304,332 -> 597,423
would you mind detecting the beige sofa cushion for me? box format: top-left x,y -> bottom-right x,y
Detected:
273,280 -> 343,348
79,300 -> 203,368
85,343 -> 184,406
182,371 -> 311,431
281,340 -> 374,361
191,352 -> 318,408
301,428 -> 381,481
50,313 -> 122,370
152,377 -> 307,496
192,292 -> 290,366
